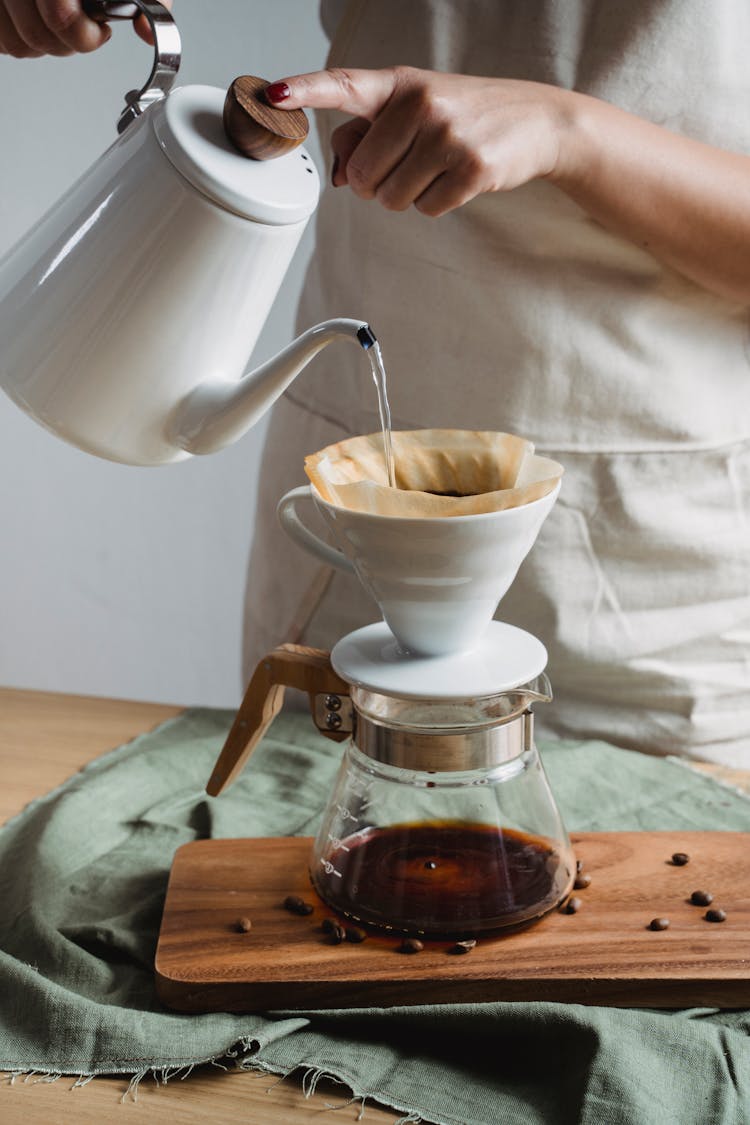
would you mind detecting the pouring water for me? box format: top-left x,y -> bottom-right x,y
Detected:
358,325 -> 396,488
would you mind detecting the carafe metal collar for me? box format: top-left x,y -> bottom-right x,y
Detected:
349,683 -> 547,771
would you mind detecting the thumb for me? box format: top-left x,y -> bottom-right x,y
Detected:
264,67 -> 399,122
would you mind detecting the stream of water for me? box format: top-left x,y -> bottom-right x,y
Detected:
366,340 -> 396,488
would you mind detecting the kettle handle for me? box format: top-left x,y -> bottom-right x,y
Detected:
83,0 -> 181,133
206,644 -> 350,797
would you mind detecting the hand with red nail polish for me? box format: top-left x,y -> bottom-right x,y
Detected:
259,66 -> 566,218
263,63 -> 750,300
265,81 -> 291,104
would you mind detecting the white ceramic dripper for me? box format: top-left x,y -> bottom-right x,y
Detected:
278,481 -> 560,656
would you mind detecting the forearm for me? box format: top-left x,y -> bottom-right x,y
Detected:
550,91 -> 750,303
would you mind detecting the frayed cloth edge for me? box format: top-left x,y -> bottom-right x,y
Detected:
2,1055 -> 436,1125
243,1058 -> 433,1125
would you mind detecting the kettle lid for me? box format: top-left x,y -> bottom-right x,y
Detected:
151,85 -> 320,225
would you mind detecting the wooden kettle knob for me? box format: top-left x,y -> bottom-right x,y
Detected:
223,75 -> 309,161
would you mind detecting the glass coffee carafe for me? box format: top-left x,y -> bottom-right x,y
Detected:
207,632 -> 575,940
310,677 -> 574,937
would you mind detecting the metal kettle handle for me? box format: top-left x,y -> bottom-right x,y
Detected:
83,0 -> 181,133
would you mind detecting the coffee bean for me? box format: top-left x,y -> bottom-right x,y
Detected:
235,916 -> 252,933
705,908 -> 727,923
398,938 -> 424,954
561,896 -> 583,914
283,894 -> 314,916
576,859 -> 584,874
321,917 -> 337,934
690,890 -> 713,907
449,939 -> 477,955
670,852 -> 690,866
345,926 -> 367,944
574,872 -> 592,889
327,922 -> 346,944
424,860 -> 437,870
648,917 -> 670,931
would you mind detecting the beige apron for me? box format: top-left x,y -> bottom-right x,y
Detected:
244,0 -> 750,766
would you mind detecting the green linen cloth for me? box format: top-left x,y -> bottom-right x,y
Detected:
2,708 -> 750,1124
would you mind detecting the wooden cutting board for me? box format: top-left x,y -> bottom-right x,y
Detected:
155,832 -> 749,1011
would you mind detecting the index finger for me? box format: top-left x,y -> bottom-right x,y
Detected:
265,67 -> 400,122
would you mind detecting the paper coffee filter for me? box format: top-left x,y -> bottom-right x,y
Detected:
305,430 -> 563,517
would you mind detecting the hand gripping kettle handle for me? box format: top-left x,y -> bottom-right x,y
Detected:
206,645 -> 350,796
83,0 -> 181,132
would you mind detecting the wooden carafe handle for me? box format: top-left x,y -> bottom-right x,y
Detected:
206,644 -> 349,797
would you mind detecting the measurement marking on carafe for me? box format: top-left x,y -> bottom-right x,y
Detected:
334,803 -> 357,823
327,833 -> 350,852
320,858 -> 343,878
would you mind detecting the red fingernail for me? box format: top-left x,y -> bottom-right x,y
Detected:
265,82 -> 291,104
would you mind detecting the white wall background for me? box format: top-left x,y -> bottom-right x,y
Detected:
0,1 -> 329,707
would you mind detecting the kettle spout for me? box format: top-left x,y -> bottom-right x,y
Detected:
169,318 -> 377,456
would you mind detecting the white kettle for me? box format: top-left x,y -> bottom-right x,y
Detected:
0,0 -> 374,466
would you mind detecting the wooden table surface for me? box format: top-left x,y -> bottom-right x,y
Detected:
0,688 -> 396,1125
1,688 -> 748,1124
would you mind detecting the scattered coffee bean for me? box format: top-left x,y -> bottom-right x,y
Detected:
648,917 -> 670,931
345,926 -> 367,944
561,896 -> 583,914
327,922 -> 346,944
235,916 -> 253,933
576,859 -> 584,875
690,890 -> 713,907
321,917 -> 338,934
574,872 -> 592,889
398,938 -> 424,954
670,852 -> 690,866
424,860 -> 437,870
449,939 -> 477,955
705,908 -> 727,923
283,894 -> 314,916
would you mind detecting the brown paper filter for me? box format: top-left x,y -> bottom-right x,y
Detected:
305,430 -> 563,517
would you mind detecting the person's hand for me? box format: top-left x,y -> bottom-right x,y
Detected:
0,0 -> 166,58
264,67 -> 572,217
266,65 -> 750,301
